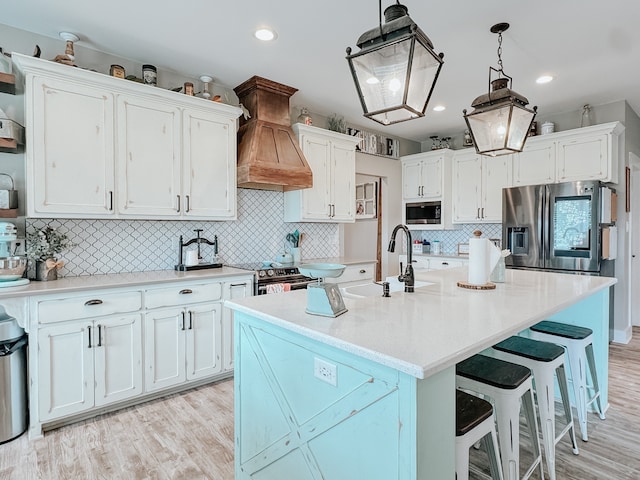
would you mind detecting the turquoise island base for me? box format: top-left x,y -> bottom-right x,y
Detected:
227,268 -> 615,479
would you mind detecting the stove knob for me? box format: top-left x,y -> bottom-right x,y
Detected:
258,270 -> 266,278
266,269 -> 275,277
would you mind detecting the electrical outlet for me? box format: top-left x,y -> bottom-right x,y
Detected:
314,357 -> 337,386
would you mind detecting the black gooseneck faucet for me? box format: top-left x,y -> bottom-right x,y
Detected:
388,224 -> 415,293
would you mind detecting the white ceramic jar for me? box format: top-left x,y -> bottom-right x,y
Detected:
541,122 -> 555,135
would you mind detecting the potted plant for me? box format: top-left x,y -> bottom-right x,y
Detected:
26,226 -> 75,281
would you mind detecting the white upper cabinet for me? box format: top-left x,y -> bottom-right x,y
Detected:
13,53 -> 241,220
452,150 -> 511,223
117,95 -> 182,217
284,124 -> 359,223
402,153 -> 444,200
512,140 -> 556,186
28,75 -> 116,217
514,122 -> 623,186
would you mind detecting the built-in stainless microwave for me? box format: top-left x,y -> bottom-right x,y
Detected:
405,201 -> 441,225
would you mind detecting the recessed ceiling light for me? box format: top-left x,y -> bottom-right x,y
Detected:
536,75 -> 554,84
254,28 -> 277,41
433,105 -> 446,112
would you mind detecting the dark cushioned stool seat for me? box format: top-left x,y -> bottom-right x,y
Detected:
456,389 -> 493,437
531,320 -> 592,340
493,335 -> 565,363
456,354 -> 531,390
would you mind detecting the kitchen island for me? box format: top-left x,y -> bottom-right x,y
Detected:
227,267 -> 615,479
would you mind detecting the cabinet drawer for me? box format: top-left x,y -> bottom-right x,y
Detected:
145,282 -> 223,309
37,290 -> 142,324
326,263 -> 376,284
429,259 -> 465,270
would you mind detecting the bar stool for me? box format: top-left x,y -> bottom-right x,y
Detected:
528,320 -> 604,441
456,389 -> 504,480
456,354 -> 544,480
489,336 -> 579,480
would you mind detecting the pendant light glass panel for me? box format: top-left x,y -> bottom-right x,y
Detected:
349,35 -> 442,125
465,102 -> 535,156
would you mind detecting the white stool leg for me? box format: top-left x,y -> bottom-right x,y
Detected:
533,364 -> 557,480
556,364 -> 579,454
481,426 -> 505,480
521,388 -> 545,480
565,342 -> 589,441
585,343 -> 605,419
455,440 -> 470,480
492,391 -> 521,480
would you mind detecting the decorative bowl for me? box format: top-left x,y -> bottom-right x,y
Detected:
298,263 -> 346,279
0,256 -> 27,281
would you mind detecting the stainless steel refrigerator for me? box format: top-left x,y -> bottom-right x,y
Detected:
502,180 -> 615,276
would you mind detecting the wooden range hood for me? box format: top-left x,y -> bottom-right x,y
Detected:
233,76 -> 313,191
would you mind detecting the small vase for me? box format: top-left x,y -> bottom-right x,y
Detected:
35,258 -> 58,281
290,247 -> 301,264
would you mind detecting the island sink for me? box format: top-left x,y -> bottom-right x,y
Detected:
341,278 -> 433,298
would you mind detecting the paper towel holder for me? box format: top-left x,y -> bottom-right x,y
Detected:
457,230 -> 497,290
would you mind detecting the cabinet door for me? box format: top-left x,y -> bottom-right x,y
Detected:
223,278 -> 253,372
94,314 -> 143,407
512,142 -> 556,186
453,153 -> 482,223
330,141 -> 356,221
183,109 -> 236,219
481,156 -> 511,222
30,76 -> 115,216
117,95 -> 181,217
38,321 -> 94,421
301,134 -> 332,220
144,307 -> 186,392
422,157 -> 443,198
556,134 -> 608,182
402,159 -> 423,200
185,303 -> 223,380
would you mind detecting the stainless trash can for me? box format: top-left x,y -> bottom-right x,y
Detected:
0,314 -> 28,443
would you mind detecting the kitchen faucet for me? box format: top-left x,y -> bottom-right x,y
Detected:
388,224 -> 414,293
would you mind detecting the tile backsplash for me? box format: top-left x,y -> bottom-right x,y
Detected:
26,189 -> 339,277
415,224 -> 502,255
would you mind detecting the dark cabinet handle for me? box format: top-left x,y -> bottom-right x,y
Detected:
177,195 -> 181,213
186,195 -> 190,213
84,299 -> 103,306
181,311 -> 186,331
97,325 -> 103,347
442,262 -> 449,266
108,191 -> 113,211
188,311 -> 193,330
230,283 -> 247,288
179,289 -> 193,295
87,326 -> 92,348
359,269 -> 366,274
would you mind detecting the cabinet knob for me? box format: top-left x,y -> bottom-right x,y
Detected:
359,269 -> 366,274
84,299 -> 103,306
179,289 -> 193,295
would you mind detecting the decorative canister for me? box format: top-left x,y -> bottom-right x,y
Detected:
297,107 -> 312,125
35,258 -> 61,281
110,64 -> 125,78
541,122 -> 555,135
184,82 -> 194,96
142,64 -> 157,86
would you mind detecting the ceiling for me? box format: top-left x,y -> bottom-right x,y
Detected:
3,0 -> 639,143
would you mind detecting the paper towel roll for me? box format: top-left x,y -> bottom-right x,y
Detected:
468,231 -> 501,285
468,236 -> 490,285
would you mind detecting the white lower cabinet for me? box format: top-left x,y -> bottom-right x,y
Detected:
144,302 -> 222,392
400,255 -> 468,271
38,313 -> 142,422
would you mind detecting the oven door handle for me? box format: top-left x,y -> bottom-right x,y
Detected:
257,279 -> 317,294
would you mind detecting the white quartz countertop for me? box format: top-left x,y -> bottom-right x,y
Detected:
227,268 -> 616,379
0,267 -> 253,299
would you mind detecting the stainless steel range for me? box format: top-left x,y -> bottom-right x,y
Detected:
227,263 -> 316,295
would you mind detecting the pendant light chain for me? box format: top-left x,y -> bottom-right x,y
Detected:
496,30 -> 504,76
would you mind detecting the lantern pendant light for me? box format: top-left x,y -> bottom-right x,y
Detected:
346,0 -> 444,126
463,23 -> 537,156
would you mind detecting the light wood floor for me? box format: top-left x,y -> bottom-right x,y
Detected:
2,328 -> 639,480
